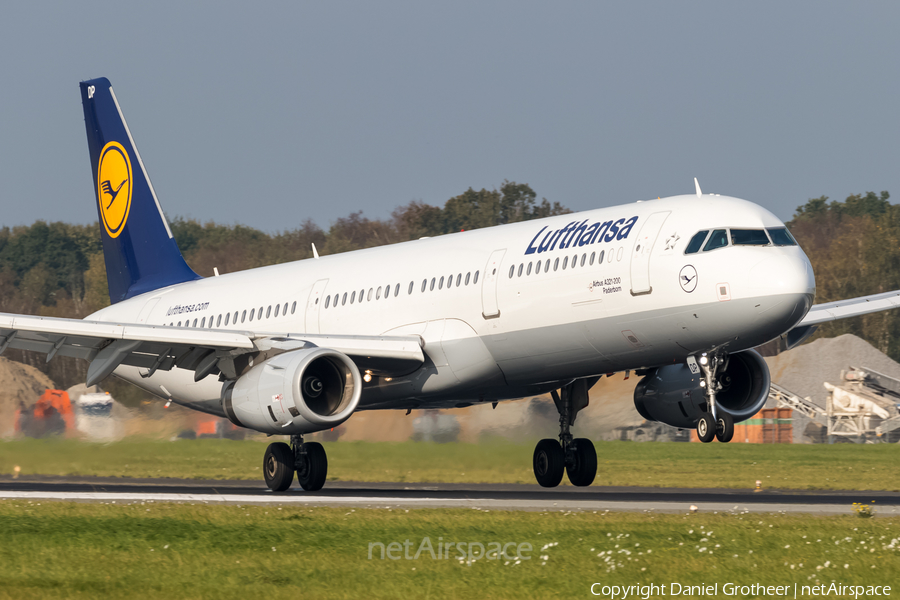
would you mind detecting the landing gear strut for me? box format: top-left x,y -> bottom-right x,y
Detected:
263,435 -> 328,492
533,379 -> 597,488
694,352 -> 734,443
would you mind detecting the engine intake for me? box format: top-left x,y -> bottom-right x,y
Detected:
633,349 -> 770,429
222,347 -> 362,435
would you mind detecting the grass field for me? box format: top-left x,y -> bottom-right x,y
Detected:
0,501 -> 896,599
1,438 -> 899,491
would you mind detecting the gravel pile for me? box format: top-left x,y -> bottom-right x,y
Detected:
765,333 -> 900,407
0,357 -> 56,438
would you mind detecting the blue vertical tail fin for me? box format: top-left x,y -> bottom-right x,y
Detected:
80,77 -> 199,303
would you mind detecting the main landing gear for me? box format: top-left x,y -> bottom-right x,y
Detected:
263,434 -> 328,492
533,379 -> 598,488
694,352 -> 735,444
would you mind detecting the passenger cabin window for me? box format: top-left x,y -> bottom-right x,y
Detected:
408,282 -> 414,295
367,288 -> 373,301
291,301 -> 297,314
703,229 -> 729,251
233,311 -> 238,323
465,272 -> 471,285
455,274 -> 461,286
351,291 -> 356,304
395,283 -> 401,297
275,304 -> 280,317
685,230 -> 709,254
342,292 -> 348,306
201,317 -> 206,328
283,302 -> 288,315
325,296 -> 330,308
266,305 -> 272,318
731,229 -> 770,246
224,313 -> 230,326
217,315 -> 222,327
249,308 -> 255,321
767,227 -> 798,246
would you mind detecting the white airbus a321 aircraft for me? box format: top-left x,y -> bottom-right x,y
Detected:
3,78 -> 898,491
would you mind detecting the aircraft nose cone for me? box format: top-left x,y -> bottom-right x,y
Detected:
748,252 -> 815,296
747,251 -> 816,332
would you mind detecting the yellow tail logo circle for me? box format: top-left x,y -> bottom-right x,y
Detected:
97,141 -> 132,238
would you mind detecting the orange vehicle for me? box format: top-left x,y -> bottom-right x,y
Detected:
15,390 -> 75,438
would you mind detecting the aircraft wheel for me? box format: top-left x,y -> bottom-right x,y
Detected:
566,438 -> 597,487
696,413 -> 716,443
296,441 -> 328,491
715,412 -> 735,443
533,438 -> 565,488
264,442 -> 294,492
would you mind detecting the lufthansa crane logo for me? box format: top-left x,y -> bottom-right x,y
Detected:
97,141 -> 132,238
679,265 -> 698,293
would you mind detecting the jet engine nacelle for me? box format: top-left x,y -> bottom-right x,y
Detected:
633,349 -> 770,429
222,347 -> 362,435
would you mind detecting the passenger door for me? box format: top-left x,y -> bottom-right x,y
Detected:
481,249 -> 506,319
629,211 -> 670,295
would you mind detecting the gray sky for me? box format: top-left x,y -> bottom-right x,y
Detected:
1,1 -> 898,233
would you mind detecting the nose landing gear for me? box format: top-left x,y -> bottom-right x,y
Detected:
263,434 -> 328,492
532,379 -> 598,488
694,352 -> 735,443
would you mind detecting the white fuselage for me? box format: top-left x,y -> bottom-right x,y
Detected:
91,194 -> 815,414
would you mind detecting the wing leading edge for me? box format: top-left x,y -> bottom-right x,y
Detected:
0,313 -> 424,388
796,289 -> 900,327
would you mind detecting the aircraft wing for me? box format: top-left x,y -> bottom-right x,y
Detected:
0,313 -> 425,387
796,289 -> 900,327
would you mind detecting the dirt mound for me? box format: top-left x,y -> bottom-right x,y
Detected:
0,357 -> 57,437
765,334 -> 900,407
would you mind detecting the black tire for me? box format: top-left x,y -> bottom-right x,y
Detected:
697,412 -> 716,443
296,441 -> 328,492
566,438 -> 597,487
264,442 -> 294,492
715,412 -> 735,443
533,438 -> 565,488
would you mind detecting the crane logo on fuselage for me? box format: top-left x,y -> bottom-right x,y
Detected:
97,141 -> 133,239
524,216 -> 639,255
679,265 -> 698,293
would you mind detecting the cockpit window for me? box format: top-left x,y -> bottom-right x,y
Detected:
767,227 -> 797,246
685,230 -> 709,254
703,229 -> 729,251
731,229 -> 770,246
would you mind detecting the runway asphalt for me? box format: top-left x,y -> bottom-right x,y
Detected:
1,475 -> 897,515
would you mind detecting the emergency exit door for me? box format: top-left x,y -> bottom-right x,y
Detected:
305,279 -> 329,333
481,249 -> 506,319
